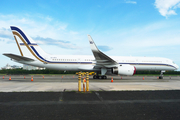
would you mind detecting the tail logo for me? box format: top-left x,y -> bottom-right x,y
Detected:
11,26 -> 46,63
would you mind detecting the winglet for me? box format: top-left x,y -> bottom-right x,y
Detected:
87,35 -> 117,65
87,34 -> 99,52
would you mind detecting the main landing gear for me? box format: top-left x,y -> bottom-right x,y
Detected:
159,70 -> 165,79
93,75 -> 107,79
93,68 -> 108,79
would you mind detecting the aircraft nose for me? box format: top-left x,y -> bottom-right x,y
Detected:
175,64 -> 179,70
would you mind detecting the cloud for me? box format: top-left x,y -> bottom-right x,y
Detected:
0,27 -> 13,39
0,14 -> 84,50
33,36 -> 79,49
117,21 -> 180,48
154,0 -> 180,17
97,45 -> 113,52
92,18 -> 180,59
34,36 -> 70,44
125,0 -> 137,4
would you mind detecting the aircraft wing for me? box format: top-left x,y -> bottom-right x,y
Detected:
3,53 -> 35,61
87,35 -> 118,68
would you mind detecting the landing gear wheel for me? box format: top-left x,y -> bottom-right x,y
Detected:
101,76 -> 107,79
93,75 -> 97,79
93,75 -> 99,79
93,75 -> 107,79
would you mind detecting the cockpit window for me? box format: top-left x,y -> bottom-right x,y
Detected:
173,61 -> 175,64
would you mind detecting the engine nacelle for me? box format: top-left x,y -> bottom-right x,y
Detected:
112,65 -> 136,76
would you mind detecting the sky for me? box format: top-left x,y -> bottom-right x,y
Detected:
1,0 -> 180,70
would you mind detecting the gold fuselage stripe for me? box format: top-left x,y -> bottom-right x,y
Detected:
12,31 -> 45,63
14,36 -> 23,56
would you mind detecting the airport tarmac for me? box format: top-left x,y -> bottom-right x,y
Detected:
0,75 -> 180,92
1,75 -> 180,119
0,90 -> 180,120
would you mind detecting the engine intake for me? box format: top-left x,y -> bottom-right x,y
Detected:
112,65 -> 136,76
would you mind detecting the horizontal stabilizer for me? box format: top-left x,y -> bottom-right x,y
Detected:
3,53 -> 35,61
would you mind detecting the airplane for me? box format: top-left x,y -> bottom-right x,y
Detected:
3,26 -> 179,79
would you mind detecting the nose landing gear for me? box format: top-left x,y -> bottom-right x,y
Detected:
159,70 -> 165,79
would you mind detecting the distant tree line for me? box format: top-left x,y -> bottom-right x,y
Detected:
0,68 -> 76,75
0,68 -> 180,75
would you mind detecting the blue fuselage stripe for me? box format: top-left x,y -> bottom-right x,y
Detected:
119,63 -> 176,68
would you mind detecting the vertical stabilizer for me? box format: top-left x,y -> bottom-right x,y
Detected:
10,26 -> 48,63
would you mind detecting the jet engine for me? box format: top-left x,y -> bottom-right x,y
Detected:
112,65 -> 136,76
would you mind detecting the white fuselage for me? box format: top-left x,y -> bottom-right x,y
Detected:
17,55 -> 178,72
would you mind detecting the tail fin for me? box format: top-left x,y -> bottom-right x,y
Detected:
10,26 -> 48,63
